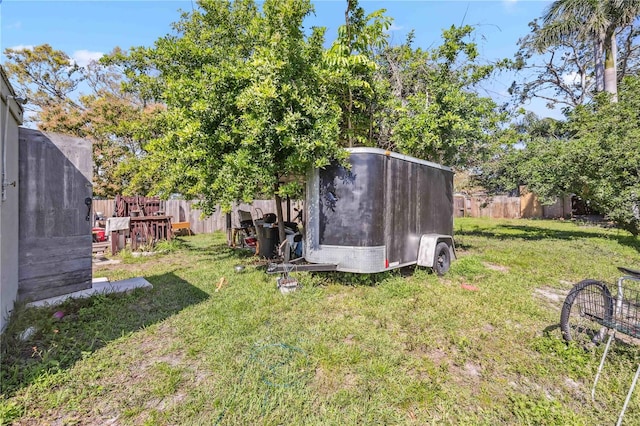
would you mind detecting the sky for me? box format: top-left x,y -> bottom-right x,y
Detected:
0,0 -> 559,118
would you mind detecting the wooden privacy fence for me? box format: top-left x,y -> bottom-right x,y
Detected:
93,194 -> 570,235
453,193 -> 573,219
92,199 -> 302,235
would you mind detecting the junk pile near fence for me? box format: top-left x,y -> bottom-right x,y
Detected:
98,195 -> 173,255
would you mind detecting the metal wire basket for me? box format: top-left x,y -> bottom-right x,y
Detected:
603,283 -> 640,338
561,269 -> 640,426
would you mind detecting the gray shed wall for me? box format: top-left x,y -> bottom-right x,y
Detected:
0,68 -> 23,331
18,129 -> 93,302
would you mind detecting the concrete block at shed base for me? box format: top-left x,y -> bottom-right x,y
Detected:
26,277 -> 152,308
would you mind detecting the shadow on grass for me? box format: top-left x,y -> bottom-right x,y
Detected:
0,272 -> 209,399
314,268 -> 414,286
457,223 -> 640,252
177,235 -> 431,285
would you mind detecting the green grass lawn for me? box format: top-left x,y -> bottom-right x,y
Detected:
2,218 -> 639,425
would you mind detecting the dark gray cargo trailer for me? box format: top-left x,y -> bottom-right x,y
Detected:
303,147 -> 455,274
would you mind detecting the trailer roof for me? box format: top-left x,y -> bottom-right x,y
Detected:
347,147 -> 453,172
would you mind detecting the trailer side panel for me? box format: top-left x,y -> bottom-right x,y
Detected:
383,156 -> 453,266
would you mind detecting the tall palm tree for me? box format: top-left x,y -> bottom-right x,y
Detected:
535,0 -> 640,102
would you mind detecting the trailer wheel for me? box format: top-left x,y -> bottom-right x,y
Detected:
433,242 -> 451,276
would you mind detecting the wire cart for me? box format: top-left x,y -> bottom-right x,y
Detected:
561,267 -> 640,425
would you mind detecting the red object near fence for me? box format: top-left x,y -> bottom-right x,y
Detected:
92,227 -> 106,242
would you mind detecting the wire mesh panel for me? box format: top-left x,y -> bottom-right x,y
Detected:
608,280 -> 640,338
560,280 -> 613,347
589,275 -> 640,426
577,285 -> 613,323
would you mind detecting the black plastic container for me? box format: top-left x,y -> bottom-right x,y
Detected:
255,222 -> 278,258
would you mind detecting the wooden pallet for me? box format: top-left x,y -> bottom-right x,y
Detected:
92,242 -> 110,254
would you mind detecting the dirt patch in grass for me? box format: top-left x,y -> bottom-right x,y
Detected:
534,287 -> 566,312
483,262 -> 510,272
534,287 -> 565,303
426,348 -> 448,366
93,256 -> 181,275
449,359 -> 483,385
463,361 -> 482,378
312,366 -> 357,395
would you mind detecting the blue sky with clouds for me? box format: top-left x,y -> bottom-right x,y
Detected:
0,0 -> 558,117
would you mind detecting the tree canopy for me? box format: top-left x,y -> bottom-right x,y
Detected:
538,0 -> 640,100
114,0 -> 349,220
513,0 -> 640,109
2,44 -> 160,198
490,0 -> 640,234
480,76 -> 640,235
113,0 -> 506,214
379,26 -> 507,169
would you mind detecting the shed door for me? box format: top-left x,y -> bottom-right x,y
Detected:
18,129 -> 93,302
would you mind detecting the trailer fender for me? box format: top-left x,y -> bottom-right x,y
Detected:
417,234 -> 456,268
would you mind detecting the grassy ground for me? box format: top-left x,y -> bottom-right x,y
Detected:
1,217 -> 639,425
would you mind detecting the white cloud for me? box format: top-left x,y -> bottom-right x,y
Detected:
562,71 -> 581,85
8,44 -> 34,51
71,50 -> 104,67
7,21 -> 22,30
388,24 -> 404,32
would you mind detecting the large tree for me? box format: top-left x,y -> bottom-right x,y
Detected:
325,0 -> 390,147
512,19 -> 596,111
3,44 -> 83,117
2,45 -> 157,197
116,0 -> 347,242
375,26 -> 508,169
480,78 -> 640,236
565,76 -> 640,234
535,0 -> 640,101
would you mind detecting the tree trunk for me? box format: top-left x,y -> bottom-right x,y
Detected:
594,37 -> 604,92
345,1 -> 354,148
274,189 -> 286,252
603,32 -> 618,102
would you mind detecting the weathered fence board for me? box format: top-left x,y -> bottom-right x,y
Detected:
472,195 -> 520,219
19,256 -> 92,281
542,196 -> 572,218
453,194 -> 572,220
18,270 -> 94,302
92,199 -> 114,219
454,195 -> 520,219
20,240 -> 91,264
